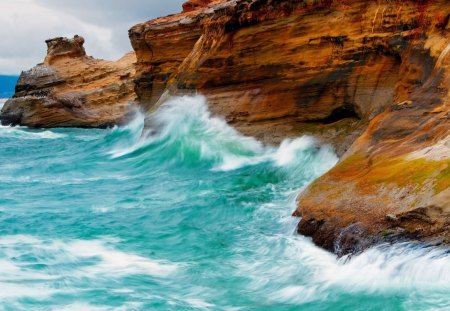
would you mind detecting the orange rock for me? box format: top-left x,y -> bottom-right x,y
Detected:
128,0 -> 449,254
1,36 -> 137,128
182,0 -> 215,13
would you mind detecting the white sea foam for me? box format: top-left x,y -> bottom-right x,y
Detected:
65,240 -> 178,277
57,303 -> 109,311
273,137 -> 317,166
110,95 -> 338,172
244,233 -> 450,306
108,109 -> 146,156
0,125 -> 66,139
234,187 -> 450,306
261,235 -> 450,304
184,298 -> 216,309
0,282 -> 57,300
0,98 -> 7,109
329,243 -> 450,292
0,97 -> 64,139
0,235 -> 178,301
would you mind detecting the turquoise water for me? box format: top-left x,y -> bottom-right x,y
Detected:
0,96 -> 449,310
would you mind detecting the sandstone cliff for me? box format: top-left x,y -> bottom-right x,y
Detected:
129,0 -> 449,254
1,36 -> 137,128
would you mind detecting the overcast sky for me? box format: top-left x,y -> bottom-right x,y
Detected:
0,0 -> 185,75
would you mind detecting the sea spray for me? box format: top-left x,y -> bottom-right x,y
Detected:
0,98 -> 7,109
0,95 -> 448,310
110,95 -> 338,173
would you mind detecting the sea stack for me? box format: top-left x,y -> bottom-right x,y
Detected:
0,35 -> 137,128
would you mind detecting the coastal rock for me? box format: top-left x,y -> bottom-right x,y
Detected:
129,0 -> 449,254
292,2 -> 450,255
1,35 -> 137,128
128,0 -> 427,154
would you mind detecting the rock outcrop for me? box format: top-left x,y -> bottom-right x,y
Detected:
1,36 -> 137,128
2,0 -> 449,255
129,0 -> 449,254
129,0 -> 446,155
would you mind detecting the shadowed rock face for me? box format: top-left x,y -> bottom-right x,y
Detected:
129,0 -> 450,254
1,35 -> 137,128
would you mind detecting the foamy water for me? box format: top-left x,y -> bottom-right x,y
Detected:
0,98 -> 7,109
0,95 -> 448,310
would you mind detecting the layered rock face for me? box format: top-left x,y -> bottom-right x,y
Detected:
129,0 -> 449,254
1,36 -> 137,128
291,2 -> 450,255
128,0 -> 443,154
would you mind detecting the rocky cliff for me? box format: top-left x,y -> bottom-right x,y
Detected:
1,36 -> 136,128
128,0 -> 449,255
2,0 -> 449,255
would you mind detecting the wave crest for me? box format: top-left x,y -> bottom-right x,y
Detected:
109,95 -> 338,172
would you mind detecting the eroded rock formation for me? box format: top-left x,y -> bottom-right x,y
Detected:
1,36 -> 137,128
129,0 -> 448,155
129,0 -> 449,254
2,0 -> 449,255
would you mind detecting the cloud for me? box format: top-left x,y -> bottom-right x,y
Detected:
0,0 -> 185,74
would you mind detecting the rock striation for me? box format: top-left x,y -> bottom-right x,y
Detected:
182,0 -> 216,13
1,36 -> 137,128
129,0 -> 439,154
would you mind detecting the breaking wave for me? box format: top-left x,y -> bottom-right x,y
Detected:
109,95 -> 338,173
0,94 -> 448,310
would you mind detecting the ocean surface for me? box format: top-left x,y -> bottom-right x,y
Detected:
0,96 -> 449,310
0,76 -> 19,98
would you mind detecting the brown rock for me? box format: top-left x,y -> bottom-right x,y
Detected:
45,35 -> 86,64
128,0 -> 449,254
129,0 -> 431,154
182,0 -> 215,13
1,35 -> 137,128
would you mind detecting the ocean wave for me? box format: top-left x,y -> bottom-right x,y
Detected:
237,232 -> 450,307
233,188 -> 450,308
109,95 -> 338,173
0,235 -> 179,301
